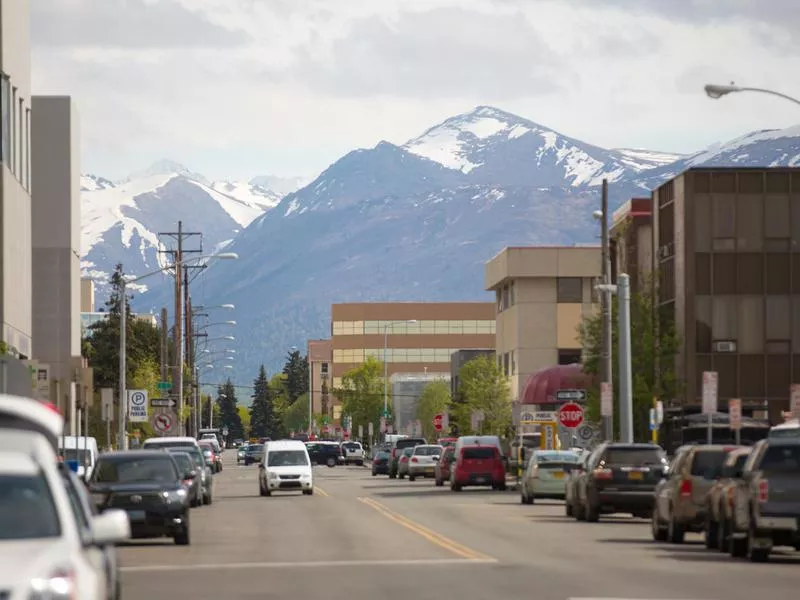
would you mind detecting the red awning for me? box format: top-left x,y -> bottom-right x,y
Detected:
520,364 -> 596,405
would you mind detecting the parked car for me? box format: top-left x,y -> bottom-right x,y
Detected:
520,450 -> 581,504
341,441 -> 365,466
705,447 -> 752,550
397,447 -> 414,479
450,443 -> 506,491
408,445 -> 444,481
575,442 -> 667,522
435,445 -> 456,486
388,437 -> 427,478
306,441 -> 344,467
371,450 -> 391,476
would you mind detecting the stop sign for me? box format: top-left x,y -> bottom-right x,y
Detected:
433,414 -> 444,431
558,402 -> 584,429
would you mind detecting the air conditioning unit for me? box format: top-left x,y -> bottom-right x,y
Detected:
713,340 -> 737,353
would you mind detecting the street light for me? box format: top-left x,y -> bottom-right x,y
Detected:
118,252 -> 238,449
383,320 -> 417,423
193,303 -> 235,311
593,195 -> 613,442
198,320 -> 237,328
704,83 -> 800,107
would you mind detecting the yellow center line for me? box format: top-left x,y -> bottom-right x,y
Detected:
315,486 -> 329,497
358,497 -> 495,562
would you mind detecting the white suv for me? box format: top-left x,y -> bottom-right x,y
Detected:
341,441 -> 365,466
0,395 -> 130,599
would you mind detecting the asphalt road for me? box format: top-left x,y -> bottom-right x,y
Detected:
119,453 -> 798,599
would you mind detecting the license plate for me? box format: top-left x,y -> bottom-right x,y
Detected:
552,471 -> 564,479
628,471 -> 644,480
127,510 -> 146,522
474,477 -> 487,483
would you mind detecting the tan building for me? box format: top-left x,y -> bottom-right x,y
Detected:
652,167 -> 800,423
330,302 -> 496,390
307,339 -> 332,420
485,246 -> 601,402
81,278 -> 95,312
611,197 -> 653,295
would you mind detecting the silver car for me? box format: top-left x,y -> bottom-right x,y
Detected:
408,445 -> 444,481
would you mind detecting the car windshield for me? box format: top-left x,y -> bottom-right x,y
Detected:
247,445 -> 264,453
267,450 -> 309,467
602,447 -> 665,466
760,445 -> 800,474
414,446 -> 443,456
59,448 -> 90,463
463,447 -> 495,460
145,441 -> 195,449
172,454 -> 193,473
0,474 -> 60,540
92,457 -> 179,483
690,450 -> 730,477
342,443 -> 361,451
168,447 -> 203,467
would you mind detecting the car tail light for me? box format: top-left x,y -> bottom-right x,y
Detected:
679,478 -> 692,497
411,457 -> 418,463
391,449 -> 397,458
182,478 -> 193,486
758,479 -> 768,503
592,468 -> 613,480
727,486 -> 736,508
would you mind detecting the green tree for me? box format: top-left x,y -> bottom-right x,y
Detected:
238,405 -> 251,438
336,356 -> 384,438
453,355 -> 512,436
268,373 -> 290,438
214,380 -> 245,442
282,393 -> 309,433
249,365 -> 271,438
578,275 -> 681,441
282,350 -> 309,403
415,380 -> 451,441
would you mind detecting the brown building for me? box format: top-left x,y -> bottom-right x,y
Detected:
485,246 -> 601,403
330,302 -> 496,391
611,197 -> 653,295
307,339 -> 332,420
653,167 -> 800,422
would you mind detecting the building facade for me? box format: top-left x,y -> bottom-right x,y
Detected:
653,167 -> 800,423
330,302 -> 496,390
391,372 -> 450,432
450,348 -> 495,399
81,277 -> 95,312
307,339 -> 332,421
485,246 -> 601,402
611,197 -> 653,295
0,0 -> 33,358
31,96 -> 81,388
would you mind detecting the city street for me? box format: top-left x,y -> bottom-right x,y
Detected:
119,453 -> 799,599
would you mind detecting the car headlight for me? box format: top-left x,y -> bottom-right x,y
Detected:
268,471 -> 279,479
29,569 -> 75,599
90,492 -> 107,506
161,489 -> 187,503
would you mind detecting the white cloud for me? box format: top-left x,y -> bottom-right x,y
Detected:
29,0 -> 800,181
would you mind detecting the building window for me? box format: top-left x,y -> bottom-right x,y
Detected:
738,296 -> 764,354
696,295 -> 711,353
557,349 -> 581,365
765,195 -> 790,239
23,105 -> 29,190
557,278 -> 582,303
503,352 -> 509,376
510,350 -> 516,375
765,295 -> 790,342
736,195 -> 763,251
501,285 -> 510,311
17,97 -> 22,180
711,296 -> 738,341
321,362 -> 328,375
0,75 -> 9,164
509,281 -> 516,306
10,87 -> 16,175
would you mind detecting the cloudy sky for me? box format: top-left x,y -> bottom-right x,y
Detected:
31,0 -> 800,183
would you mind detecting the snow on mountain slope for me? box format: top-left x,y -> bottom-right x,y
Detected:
81,174 -> 115,191
611,148 -> 685,171
686,124 -> 800,167
211,180 -> 282,212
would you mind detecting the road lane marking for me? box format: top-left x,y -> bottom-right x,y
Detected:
315,486 -> 329,497
357,497 -> 494,562
121,557 -> 496,573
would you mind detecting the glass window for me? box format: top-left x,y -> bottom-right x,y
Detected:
765,195 -> 791,239
450,320 -> 465,334
736,196 -> 764,251
738,296 -> 764,353
557,278 -> 582,303
92,457 -> 178,483
712,195 -> 736,238
792,296 -> 800,353
501,286 -> 509,310
558,349 -> 581,365
712,296 -> 737,340
690,450 -> 730,478
737,253 -> 763,295
713,254 -> 736,294
792,196 -> 800,252
510,281 -> 516,305
766,253 -> 790,294
17,97 -> 22,179
694,194 -> 711,252
24,106 -> 30,190
0,474 -> 61,540
267,450 -> 308,467
766,296 -> 790,340
10,87 -> 16,174
0,76 -> 8,163
696,253 -> 711,294
696,295 -> 712,353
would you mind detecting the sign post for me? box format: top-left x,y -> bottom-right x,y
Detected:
702,371 -> 718,445
729,398 -> 742,445
542,422 -> 556,450
557,402 -> 584,430
600,382 -> 613,441
433,413 -> 444,432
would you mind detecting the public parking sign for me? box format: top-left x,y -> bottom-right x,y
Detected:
127,389 -> 148,423
557,402 -> 584,429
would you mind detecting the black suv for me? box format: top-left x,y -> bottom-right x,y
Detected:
88,450 -> 193,545
388,438 -> 427,478
306,442 -> 344,467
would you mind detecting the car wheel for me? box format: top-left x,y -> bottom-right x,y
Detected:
651,506 -> 667,542
585,500 -> 599,522
372,470 -> 377,476
705,515 -> 719,549
389,472 -> 396,479
565,500 -> 573,517
747,523 -> 769,563
205,492 -> 213,505
718,517 -> 730,552
451,482 -> 462,492
326,457 -> 336,468
303,488 -> 314,496
174,515 -> 190,546
259,481 -> 268,497
409,475 -> 416,482
435,477 -> 443,487
667,513 -> 685,544
521,490 -> 532,505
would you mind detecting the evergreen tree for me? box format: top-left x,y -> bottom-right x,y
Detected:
216,380 -> 244,442
282,350 -> 309,403
249,365 -> 273,438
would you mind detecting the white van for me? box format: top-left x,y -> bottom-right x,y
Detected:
59,435 -> 99,479
454,435 -> 504,458
258,439 -> 313,496
768,419 -> 800,439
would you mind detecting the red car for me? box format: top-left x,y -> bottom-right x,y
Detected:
435,446 -> 455,486
451,444 -> 506,491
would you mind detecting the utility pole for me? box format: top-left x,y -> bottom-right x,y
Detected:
158,221 -> 202,436
160,307 -> 168,382
618,274 -> 633,444
600,179 -> 614,441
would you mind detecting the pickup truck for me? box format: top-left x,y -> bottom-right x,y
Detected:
729,437 -> 800,561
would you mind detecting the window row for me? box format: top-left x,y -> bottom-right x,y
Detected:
693,171 -> 800,196
499,350 -> 516,376
694,353 -> 800,400
332,320 -> 496,335
0,74 -> 31,191
695,252 -> 800,296
333,348 -> 461,363
694,193 -> 800,252
696,295 -> 800,354
497,281 -> 516,312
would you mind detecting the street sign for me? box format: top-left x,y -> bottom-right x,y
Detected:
791,384 -> 800,419
556,389 -> 587,402
728,398 -> 742,431
576,424 -> 595,441
151,411 -> 176,435
100,388 -> 113,422
557,402 -> 584,429
702,371 -> 718,414
127,389 -> 148,423
150,397 -> 177,408
600,382 -> 613,417
433,413 -> 444,431
157,381 -> 172,391
368,422 -> 374,437
649,408 -> 657,431
542,423 -> 555,450
520,411 -> 557,424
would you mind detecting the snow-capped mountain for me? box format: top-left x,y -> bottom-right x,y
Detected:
80,160 -> 301,298
111,105 -> 800,379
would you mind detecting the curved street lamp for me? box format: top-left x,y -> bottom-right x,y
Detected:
704,83 -> 800,107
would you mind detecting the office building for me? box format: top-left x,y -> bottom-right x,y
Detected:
81,277 -> 95,312
330,302 -> 496,391
653,167 -> 800,423
610,197 -> 653,295
485,246 -> 601,402
450,348 -> 495,399
391,372 -> 450,432
307,339 -> 332,420
0,0 -> 32,358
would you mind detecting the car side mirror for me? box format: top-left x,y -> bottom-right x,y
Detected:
432,455 -> 440,462
90,509 -> 130,546
258,463 -> 265,469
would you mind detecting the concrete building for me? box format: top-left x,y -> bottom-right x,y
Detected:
652,167 -> 800,423
81,277 -> 95,312
0,0 -> 33,358
391,372 -> 450,432
307,339 -> 332,421
330,301 -> 495,392
485,246 -> 601,403
611,197 -> 653,295
450,348 -> 495,400
31,96 -> 81,392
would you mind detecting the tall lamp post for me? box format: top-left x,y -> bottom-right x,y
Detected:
118,252 -> 237,450
382,320 -> 417,425
592,179 -> 613,441
704,83 -> 800,107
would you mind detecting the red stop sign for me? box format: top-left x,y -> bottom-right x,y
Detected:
433,414 -> 444,431
558,402 -> 584,429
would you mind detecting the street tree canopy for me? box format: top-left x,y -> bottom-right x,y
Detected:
415,380 -> 451,440
453,355 -> 511,436
337,356 -> 384,438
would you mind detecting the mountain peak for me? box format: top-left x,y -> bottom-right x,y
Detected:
126,159 -> 209,185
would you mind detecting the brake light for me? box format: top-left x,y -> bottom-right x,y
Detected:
679,479 -> 692,497
411,457 -> 418,463
758,479 -> 768,503
182,479 -> 192,486
727,486 -> 735,508
592,468 -> 612,480
391,449 -> 397,458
